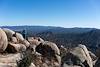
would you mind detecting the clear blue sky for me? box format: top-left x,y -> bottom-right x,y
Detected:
0,0 -> 100,28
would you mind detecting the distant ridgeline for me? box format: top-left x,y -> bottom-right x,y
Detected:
1,26 -> 100,53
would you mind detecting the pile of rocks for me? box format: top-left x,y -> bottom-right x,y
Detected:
0,28 -> 32,67
0,28 -> 99,67
0,28 -> 61,67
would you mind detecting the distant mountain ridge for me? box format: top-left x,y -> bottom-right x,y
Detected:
0,26 -> 97,35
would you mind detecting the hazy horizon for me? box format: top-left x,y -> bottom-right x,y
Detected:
1,25 -> 100,29
0,0 -> 100,28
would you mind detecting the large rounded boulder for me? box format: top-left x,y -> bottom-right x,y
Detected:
35,41 -> 61,66
43,41 -> 60,55
36,41 -> 60,56
0,28 -> 8,52
61,44 -> 93,67
2,28 -> 15,41
70,44 -> 93,67
15,33 -> 24,43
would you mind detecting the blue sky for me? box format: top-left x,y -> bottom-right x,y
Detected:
0,0 -> 100,28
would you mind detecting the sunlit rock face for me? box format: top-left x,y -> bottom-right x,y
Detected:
15,32 -> 25,43
71,44 -> 93,67
0,28 -> 8,52
61,44 -> 93,67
